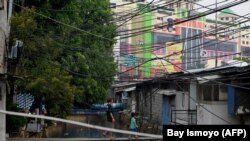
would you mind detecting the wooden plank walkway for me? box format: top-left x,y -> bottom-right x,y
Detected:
7,137 -> 163,141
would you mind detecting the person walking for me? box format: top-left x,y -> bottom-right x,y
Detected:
129,112 -> 139,139
103,97 -> 115,139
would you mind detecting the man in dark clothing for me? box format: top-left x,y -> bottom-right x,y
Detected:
107,102 -> 114,122
103,98 -> 115,138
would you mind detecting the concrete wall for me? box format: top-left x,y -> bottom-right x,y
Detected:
0,0 -> 8,33
151,91 -> 163,122
0,28 -> 6,74
0,0 -> 7,74
0,1 -> 8,140
151,90 -> 190,125
172,91 -> 190,124
0,81 -> 6,140
139,88 -> 152,118
197,101 -> 240,124
219,85 -> 227,100
174,92 -> 189,111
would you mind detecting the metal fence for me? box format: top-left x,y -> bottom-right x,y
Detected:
171,109 -> 197,125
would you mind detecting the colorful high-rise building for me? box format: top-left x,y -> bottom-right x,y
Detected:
111,0 -> 249,81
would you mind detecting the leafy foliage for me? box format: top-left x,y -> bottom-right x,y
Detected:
6,97 -> 27,135
11,0 -> 117,116
234,57 -> 250,63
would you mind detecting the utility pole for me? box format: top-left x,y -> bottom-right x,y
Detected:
215,0 -> 218,67
0,0 -> 12,140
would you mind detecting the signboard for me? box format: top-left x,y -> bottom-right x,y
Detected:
200,50 -> 208,57
165,42 -> 183,73
124,54 -> 137,67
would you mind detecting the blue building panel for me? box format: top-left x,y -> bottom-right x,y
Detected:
241,46 -> 250,58
204,39 -> 236,52
228,86 -> 235,114
162,95 -> 171,125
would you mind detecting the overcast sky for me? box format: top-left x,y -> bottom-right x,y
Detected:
196,0 -> 250,19
149,0 -> 250,19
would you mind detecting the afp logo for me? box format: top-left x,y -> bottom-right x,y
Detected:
222,129 -> 246,138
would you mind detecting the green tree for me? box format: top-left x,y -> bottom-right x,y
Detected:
234,56 -> 250,63
40,0 -> 117,106
6,97 -> 27,136
10,0 -> 117,117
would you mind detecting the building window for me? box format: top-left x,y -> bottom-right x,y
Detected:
247,41 -> 249,45
186,3 -> 189,9
243,41 -> 245,44
157,17 -> 163,20
169,3 -> 174,9
226,17 -> 229,20
242,35 -> 245,38
177,1 -> 181,8
200,84 -> 219,101
221,18 -> 224,20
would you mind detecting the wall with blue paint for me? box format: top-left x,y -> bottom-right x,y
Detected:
228,86 -> 235,114
162,95 -> 170,125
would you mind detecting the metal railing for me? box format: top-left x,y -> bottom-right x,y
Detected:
171,109 -> 197,125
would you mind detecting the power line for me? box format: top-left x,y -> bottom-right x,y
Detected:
115,0 -> 228,30
117,22 -> 250,66
114,14 -> 250,57
13,0 -> 248,51
116,0 -> 156,28
164,58 -> 250,90
115,11 -> 250,52
40,25 -> 250,80
12,2 -> 115,42
113,0 -> 169,22
119,0 -> 248,39
19,3 -> 248,59
21,20 -> 250,65
117,18 -> 250,58
189,0 -> 250,21
110,0 -> 146,8
174,82 -> 233,124
12,1 -> 250,80
114,1 -> 175,23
